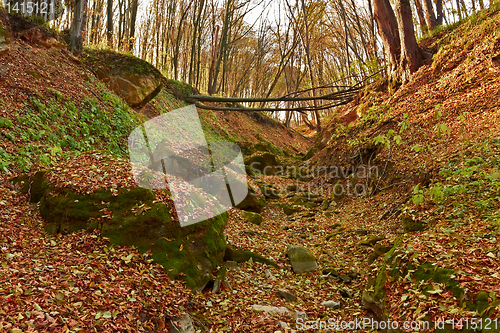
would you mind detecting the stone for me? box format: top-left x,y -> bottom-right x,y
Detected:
283,205 -> 300,216
212,267 -> 227,294
245,153 -> 278,176
276,289 -> 298,302
235,184 -> 266,213
402,215 -> 426,232
169,314 -> 195,333
321,301 -> 341,309
340,288 -> 354,299
83,49 -> 164,107
224,246 -> 278,268
251,305 -> 306,318
320,200 -> 330,210
286,245 -> 318,274
359,235 -> 386,247
243,211 -> 263,225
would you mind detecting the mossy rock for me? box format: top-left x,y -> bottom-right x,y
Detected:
283,205 -> 301,216
224,246 -> 278,268
243,211 -> 263,225
320,199 -> 330,210
402,215 -> 426,232
286,244 -> 318,274
368,244 -> 393,264
245,153 -> 278,176
330,180 -> 345,202
40,185 -> 228,290
235,184 -> 266,213
12,171 -> 49,203
260,184 -> 280,199
359,235 -> 386,247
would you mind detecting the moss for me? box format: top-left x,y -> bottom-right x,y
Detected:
224,246 -> 278,268
242,211 -> 263,225
12,171 -> 49,203
245,153 -> 278,176
40,184 -> 229,290
402,215 -> 426,232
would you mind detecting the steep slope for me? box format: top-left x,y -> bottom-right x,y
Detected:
305,4 -> 500,329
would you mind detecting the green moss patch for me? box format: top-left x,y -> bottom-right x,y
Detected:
39,183 -> 228,290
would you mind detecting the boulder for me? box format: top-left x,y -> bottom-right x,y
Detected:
235,184 -> 266,213
243,211 -> 263,225
286,244 -> 318,274
83,49 -> 164,108
39,184 -> 228,291
245,153 -> 278,176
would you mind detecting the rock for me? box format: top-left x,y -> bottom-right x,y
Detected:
321,301 -> 341,309
286,245 -> 318,274
39,183 -> 227,291
340,288 -> 353,299
235,184 -> 266,213
276,289 -> 298,302
251,305 -> 306,318
12,171 -> 49,203
224,246 -> 278,268
359,235 -> 386,247
243,211 -> 263,225
169,313 -> 195,333
330,180 -> 345,202
339,274 -> 352,284
245,153 -> 278,176
260,184 -> 280,199
283,205 -> 300,216
223,261 -> 240,271
320,200 -> 330,210
212,267 -> 227,294
402,215 -> 426,232
83,49 -> 164,107
265,269 -> 276,280
368,244 -> 393,264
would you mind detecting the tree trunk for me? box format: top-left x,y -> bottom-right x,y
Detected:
435,0 -> 444,26
208,25 -> 220,95
414,0 -> 429,35
422,0 -> 438,30
107,0 -> 113,47
70,0 -> 87,54
129,0 -> 138,52
395,0 -> 421,84
372,0 -> 400,80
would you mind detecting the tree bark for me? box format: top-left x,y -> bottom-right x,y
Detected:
372,0 -> 400,79
107,0 -> 113,47
414,0 -> 429,35
422,0 -> 438,30
70,0 -> 87,54
129,0 -> 138,52
394,0 -> 421,84
435,0 -> 444,26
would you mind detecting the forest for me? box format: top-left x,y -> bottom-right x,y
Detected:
0,0 -> 499,332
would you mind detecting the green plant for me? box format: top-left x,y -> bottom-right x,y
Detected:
412,184 -> 425,205
373,130 -> 402,150
398,113 -> 410,133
